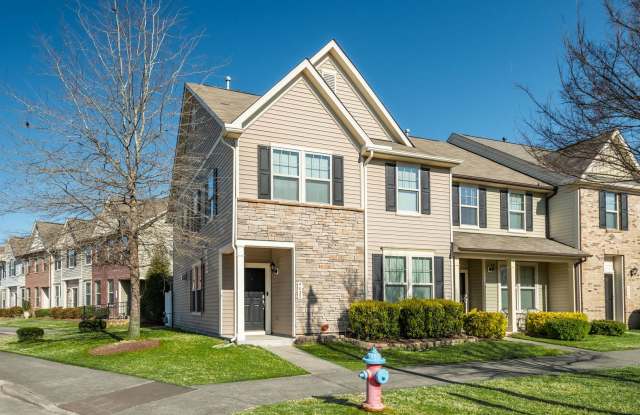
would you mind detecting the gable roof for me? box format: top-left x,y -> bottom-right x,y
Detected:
411,137 -> 553,190
33,221 -> 64,251
186,83 -> 260,124
9,236 -> 31,257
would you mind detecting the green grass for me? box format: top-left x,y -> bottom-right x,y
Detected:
296,340 -> 564,371
512,332 -> 640,352
0,326 -> 306,386
0,318 -> 79,330
243,366 -> 640,414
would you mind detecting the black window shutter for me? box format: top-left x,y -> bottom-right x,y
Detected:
500,189 -> 509,230
385,163 -> 396,212
204,179 -> 210,219
214,168 -> 219,216
479,188 -> 487,228
526,192 -> 533,232
434,256 -> 444,298
201,261 -> 206,312
372,254 -> 383,300
620,193 -> 629,231
420,166 -> 430,214
258,146 -> 271,199
452,184 -> 460,226
189,269 -> 194,312
197,189 -> 202,231
599,190 -> 607,229
332,156 -> 344,206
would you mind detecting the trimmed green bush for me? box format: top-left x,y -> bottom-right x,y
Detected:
526,312 -> 588,337
78,319 -> 106,332
463,310 -> 507,339
16,327 -> 44,342
349,301 -> 400,340
590,320 -> 626,336
35,308 -> 51,318
0,306 -> 23,318
545,318 -> 591,340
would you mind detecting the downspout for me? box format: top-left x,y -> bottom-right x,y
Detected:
220,136 -> 238,342
362,151 -> 374,299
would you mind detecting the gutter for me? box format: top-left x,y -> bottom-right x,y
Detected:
364,144 -> 462,167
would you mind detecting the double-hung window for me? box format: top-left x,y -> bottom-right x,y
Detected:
35,288 -> 40,308
67,250 -> 76,268
9,260 -> 15,277
54,255 -> 61,270
518,266 -> 536,311
35,258 -> 40,273
84,248 -> 92,265
411,257 -> 434,299
499,265 -> 508,312
397,165 -> 419,213
190,263 -> 204,313
94,282 -> 101,305
384,256 -> 406,302
509,192 -> 525,231
107,280 -> 114,304
305,153 -> 331,204
272,149 -> 300,201
55,285 -> 61,307
208,169 -> 218,218
84,281 -> 91,306
459,185 -> 479,226
605,192 -> 618,229
384,253 -> 434,302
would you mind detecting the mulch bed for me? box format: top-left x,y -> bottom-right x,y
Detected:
89,339 -> 160,356
295,334 -> 478,351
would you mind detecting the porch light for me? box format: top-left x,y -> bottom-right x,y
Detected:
630,267 -> 638,277
270,262 -> 279,276
487,264 -> 496,272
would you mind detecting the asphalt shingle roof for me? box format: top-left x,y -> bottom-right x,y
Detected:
454,231 -> 588,258
186,83 -> 260,124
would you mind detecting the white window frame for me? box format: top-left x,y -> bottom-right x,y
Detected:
54,255 -> 61,270
508,191 -> 526,232
9,260 -> 15,277
55,285 -> 61,307
67,249 -> 76,269
84,248 -> 92,265
605,191 -> 618,230
396,163 -> 420,215
84,281 -> 91,306
517,263 -> 538,312
382,250 -> 435,301
94,281 -> 101,305
459,184 -> 479,228
107,280 -> 114,304
207,169 -> 218,221
498,263 -> 509,313
271,147 -> 333,205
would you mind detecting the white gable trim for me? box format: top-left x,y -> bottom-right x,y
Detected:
226,59 -> 373,147
310,40 -> 414,148
581,130 -> 640,180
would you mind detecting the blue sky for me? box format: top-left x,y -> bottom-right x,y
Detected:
0,0 -> 608,239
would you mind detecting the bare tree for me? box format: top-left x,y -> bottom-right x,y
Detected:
521,0 -> 640,183
2,0 -> 209,338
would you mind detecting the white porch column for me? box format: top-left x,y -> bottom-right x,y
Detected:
235,246 -> 245,342
508,259 -> 518,332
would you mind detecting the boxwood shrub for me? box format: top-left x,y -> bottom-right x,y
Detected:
35,308 -> 51,318
16,327 -> 44,342
78,319 -> 107,332
590,320 -> 626,336
0,306 -> 23,318
463,310 -> 507,339
544,318 -> 591,340
50,307 -> 82,319
525,312 -> 588,337
349,301 -> 400,340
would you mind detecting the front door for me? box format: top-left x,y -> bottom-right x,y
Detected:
459,272 -> 468,312
605,273 -> 615,321
244,268 -> 266,331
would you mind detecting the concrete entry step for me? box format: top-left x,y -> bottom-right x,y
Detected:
240,334 -> 295,347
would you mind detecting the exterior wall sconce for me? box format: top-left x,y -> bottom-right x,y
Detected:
487,264 -> 496,273
270,262 -> 279,276
630,267 -> 638,277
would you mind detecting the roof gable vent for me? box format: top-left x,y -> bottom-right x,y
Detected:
320,69 -> 337,92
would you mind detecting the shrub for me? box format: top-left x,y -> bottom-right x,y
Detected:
399,298 -> 428,338
349,301 -> 400,340
49,307 -> 82,319
399,299 -> 464,339
545,318 -> 591,340
590,320 -> 626,336
78,319 -> 106,332
142,250 -> 171,323
50,307 -> 64,319
16,327 -> 44,342
526,312 -> 588,337
35,309 -> 51,318
463,310 -> 507,339
0,306 -> 23,318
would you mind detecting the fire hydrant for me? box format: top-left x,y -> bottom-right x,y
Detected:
358,347 -> 389,412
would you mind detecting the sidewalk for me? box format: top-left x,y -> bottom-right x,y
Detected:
1,345 -> 639,415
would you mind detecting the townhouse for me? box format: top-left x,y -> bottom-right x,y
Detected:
0,237 -> 30,308
24,221 -> 63,309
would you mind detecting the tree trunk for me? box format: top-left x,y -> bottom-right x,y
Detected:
128,233 -> 141,339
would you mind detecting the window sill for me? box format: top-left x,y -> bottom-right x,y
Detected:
190,311 -> 203,316
238,197 -> 363,212
459,224 -> 480,229
395,210 -> 421,217
508,228 -> 526,233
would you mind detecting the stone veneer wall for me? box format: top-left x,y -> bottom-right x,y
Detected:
237,199 -> 365,335
580,188 -> 640,325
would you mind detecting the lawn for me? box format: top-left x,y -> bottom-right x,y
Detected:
296,340 -> 564,371
0,317 -> 79,330
242,366 -> 640,414
0,324 -> 305,386
512,332 -> 640,352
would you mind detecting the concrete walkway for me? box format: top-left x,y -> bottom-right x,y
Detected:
1,346 -> 639,415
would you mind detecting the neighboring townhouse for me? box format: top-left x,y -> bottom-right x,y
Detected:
449,131 -> 640,327
3,237 -> 30,308
171,40 -> 464,340
23,221 -> 63,309
52,219 -> 95,308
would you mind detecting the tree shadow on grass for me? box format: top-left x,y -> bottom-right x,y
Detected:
313,395 -> 361,410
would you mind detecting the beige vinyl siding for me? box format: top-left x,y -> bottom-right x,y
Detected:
549,186 -> 580,248
453,186 -> 546,238
548,262 -> 574,311
271,248 -> 293,337
221,253 -> 234,336
316,56 -> 393,143
367,160 -> 452,298
238,75 -> 361,208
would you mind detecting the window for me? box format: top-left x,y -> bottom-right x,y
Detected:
411,257 -> 433,299
305,153 -> 331,204
84,248 -> 92,265
94,282 -> 102,305
384,256 -> 406,302
190,263 -> 204,313
272,149 -> 300,201
207,169 -> 218,218
519,266 -> 536,311
107,280 -> 114,304
605,192 -> 618,229
397,165 -> 419,212
9,260 -> 15,277
35,258 -> 40,273
509,192 -> 525,231
35,288 -> 40,308
55,285 -> 61,307
54,255 -> 61,270
459,185 -> 479,226
499,265 -> 509,313
84,281 -> 91,306
67,250 -> 76,268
